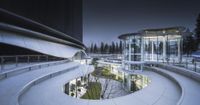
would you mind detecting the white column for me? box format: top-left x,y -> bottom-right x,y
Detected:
163,37 -> 166,61
140,38 -> 144,70
129,38 -> 131,61
141,38 -> 144,71
151,41 -> 154,61
129,38 -> 131,70
178,38 -> 181,62
128,74 -> 131,91
141,38 -> 144,61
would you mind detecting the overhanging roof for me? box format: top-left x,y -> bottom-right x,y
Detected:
118,26 -> 186,40
0,8 -> 85,49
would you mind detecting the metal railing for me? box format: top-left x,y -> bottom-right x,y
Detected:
0,55 -> 65,72
159,56 -> 200,73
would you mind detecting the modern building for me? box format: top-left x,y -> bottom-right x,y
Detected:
119,27 -> 186,71
0,0 -> 84,58
0,1 -> 200,105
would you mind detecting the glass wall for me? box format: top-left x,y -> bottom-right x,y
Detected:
143,35 -> 181,62
120,29 -> 183,71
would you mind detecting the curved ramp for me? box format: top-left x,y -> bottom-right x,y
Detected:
19,70 -> 181,105
0,62 -> 80,105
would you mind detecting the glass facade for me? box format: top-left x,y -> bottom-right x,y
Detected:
122,34 -> 144,71
119,27 -> 185,71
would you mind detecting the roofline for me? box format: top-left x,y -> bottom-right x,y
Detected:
118,26 -> 186,40
118,33 -> 141,39
141,26 -> 185,32
0,23 -> 85,50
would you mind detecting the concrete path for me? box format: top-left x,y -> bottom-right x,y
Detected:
0,62 -> 79,105
19,70 -> 181,105
151,67 -> 200,105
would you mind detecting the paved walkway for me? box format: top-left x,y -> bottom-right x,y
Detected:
1,61 -> 200,105
19,70 -> 181,105
0,62 -> 80,105
151,66 -> 200,105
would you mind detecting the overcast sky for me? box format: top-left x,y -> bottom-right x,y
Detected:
83,0 -> 200,46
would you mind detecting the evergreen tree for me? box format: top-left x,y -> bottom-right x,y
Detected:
90,43 -> 94,53
111,42 -> 115,53
115,42 -> 119,54
119,41 -> 123,54
93,44 -> 98,53
104,43 -> 109,54
183,29 -> 196,55
195,13 -> 200,46
100,42 -> 104,54
109,45 -> 112,54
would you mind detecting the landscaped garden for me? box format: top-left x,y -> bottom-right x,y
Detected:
81,82 -> 102,99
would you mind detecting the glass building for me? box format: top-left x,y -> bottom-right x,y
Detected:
119,27 -> 186,71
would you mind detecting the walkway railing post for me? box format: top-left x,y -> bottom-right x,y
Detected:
194,62 -> 197,72
37,56 -> 40,62
27,56 -> 30,64
186,60 -> 188,69
0,57 -> 3,71
16,56 -> 18,67
46,56 -> 48,62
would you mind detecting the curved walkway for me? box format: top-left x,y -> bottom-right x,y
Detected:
1,62 -> 200,105
150,66 -> 200,105
0,61 -> 80,105
19,70 -> 181,105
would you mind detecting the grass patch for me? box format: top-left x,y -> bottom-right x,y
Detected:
81,82 -> 101,100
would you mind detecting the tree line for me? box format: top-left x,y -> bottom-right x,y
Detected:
183,13 -> 200,55
86,13 -> 200,55
87,41 -> 123,54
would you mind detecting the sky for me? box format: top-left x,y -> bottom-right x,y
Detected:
83,0 -> 200,46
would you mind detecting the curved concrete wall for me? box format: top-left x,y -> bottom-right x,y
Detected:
0,30 -> 81,58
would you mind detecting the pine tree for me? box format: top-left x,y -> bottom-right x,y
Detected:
93,44 -> 98,53
90,43 -> 94,53
119,41 -> 123,54
195,13 -> 200,43
111,42 -> 115,53
183,29 -> 196,55
100,42 -> 104,54
115,42 -> 119,54
109,45 -> 112,54
104,43 -> 109,54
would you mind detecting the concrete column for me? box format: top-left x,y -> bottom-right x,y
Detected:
163,37 -> 166,62
151,41 -> 154,61
129,38 -> 131,61
129,38 -> 131,70
127,74 -> 131,91
141,64 -> 143,71
141,37 -> 144,61
141,38 -> 144,71
178,39 -> 181,62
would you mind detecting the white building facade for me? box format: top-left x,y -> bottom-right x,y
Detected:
119,27 -> 186,71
